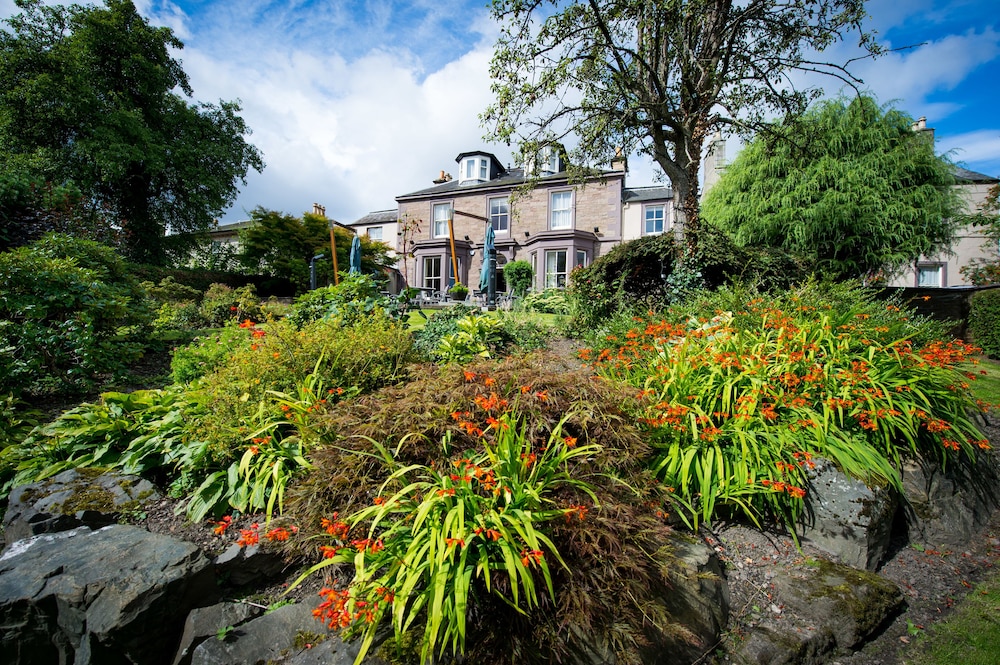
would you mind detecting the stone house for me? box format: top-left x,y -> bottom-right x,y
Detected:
387,149 -> 673,294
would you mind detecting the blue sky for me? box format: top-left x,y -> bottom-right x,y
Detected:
2,0 -> 998,224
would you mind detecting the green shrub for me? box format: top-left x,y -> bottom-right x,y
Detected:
170,323 -> 252,383
0,387 -> 203,499
142,276 -> 203,305
969,288 -> 1000,358
286,274 -> 401,329
199,283 -> 264,327
186,316 -> 415,470
566,226 -> 805,334
519,288 -> 569,314
152,301 -> 208,333
503,260 -> 533,297
586,281 -> 990,530
411,305 -> 480,357
0,234 -> 152,396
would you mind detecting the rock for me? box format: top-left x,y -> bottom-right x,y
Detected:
902,453 -> 1000,548
0,524 -> 216,665
3,468 -> 160,548
732,558 -> 904,665
172,602 -> 262,665
190,602 -> 368,665
214,543 -> 287,587
798,459 -> 897,570
735,624 -> 836,665
774,558 -> 903,650
662,532 -> 731,647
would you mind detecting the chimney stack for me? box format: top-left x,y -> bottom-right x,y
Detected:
312,203 -> 326,217
911,116 -> 935,143
433,170 -> 453,184
611,146 -> 628,172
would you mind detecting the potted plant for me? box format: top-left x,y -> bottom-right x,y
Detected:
449,282 -> 469,301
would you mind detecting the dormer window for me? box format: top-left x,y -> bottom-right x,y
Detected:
524,144 -> 566,176
460,156 -> 489,184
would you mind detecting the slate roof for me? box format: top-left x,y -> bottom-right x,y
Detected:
396,166 -> 623,201
953,166 -> 999,184
347,209 -> 398,227
623,185 -> 673,203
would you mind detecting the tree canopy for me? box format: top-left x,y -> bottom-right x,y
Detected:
238,207 -> 395,294
484,0 -> 877,244
0,0 -> 264,264
702,95 -> 961,281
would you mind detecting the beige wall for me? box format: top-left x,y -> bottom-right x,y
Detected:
622,198 -> 674,241
887,181 -> 998,287
398,175 -> 624,291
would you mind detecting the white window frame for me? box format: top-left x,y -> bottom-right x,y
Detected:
549,190 -> 573,230
545,249 -> 568,289
432,202 -> 451,238
423,256 -> 442,293
575,249 -> 587,269
489,196 -> 509,234
917,263 -> 944,287
367,226 -> 383,241
643,204 -> 665,235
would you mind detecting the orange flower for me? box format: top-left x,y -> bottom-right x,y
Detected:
483,376 -> 496,387
463,370 -> 477,382
212,515 -> 232,535
563,435 -> 577,448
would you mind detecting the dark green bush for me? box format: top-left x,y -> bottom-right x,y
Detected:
0,234 -> 152,396
567,226 -> 806,333
503,259 -> 533,297
969,288 -> 1000,358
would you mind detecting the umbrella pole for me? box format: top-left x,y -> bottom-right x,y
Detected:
447,216 -> 459,290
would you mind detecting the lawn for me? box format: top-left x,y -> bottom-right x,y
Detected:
404,306 -> 566,331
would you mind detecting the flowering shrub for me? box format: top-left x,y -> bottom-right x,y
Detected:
290,411 -> 599,664
584,283 -> 991,529
285,357 -> 684,665
199,283 -> 263,327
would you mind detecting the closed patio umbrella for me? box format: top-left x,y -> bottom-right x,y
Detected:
349,234 -> 362,275
479,225 -> 495,293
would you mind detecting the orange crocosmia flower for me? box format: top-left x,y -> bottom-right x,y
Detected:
265,527 -> 292,542
251,328 -> 266,338
239,319 -> 255,328
484,376 -> 496,387
445,537 -> 465,548
463,370 -> 477,382
534,390 -> 548,402
272,352 -> 280,359
486,416 -> 501,428
520,385 -> 532,394
563,435 -> 577,448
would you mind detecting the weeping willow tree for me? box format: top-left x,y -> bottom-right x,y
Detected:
702,95 -> 961,281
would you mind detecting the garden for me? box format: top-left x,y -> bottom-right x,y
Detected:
2,233 -> 1000,665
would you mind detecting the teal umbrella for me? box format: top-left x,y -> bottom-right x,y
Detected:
479,225 -> 495,293
349,235 -> 362,275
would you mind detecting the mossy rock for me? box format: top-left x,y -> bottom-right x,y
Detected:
2,468 -> 160,546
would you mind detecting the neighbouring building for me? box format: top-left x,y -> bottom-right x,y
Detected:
391,148 -> 673,294
886,164 -> 999,288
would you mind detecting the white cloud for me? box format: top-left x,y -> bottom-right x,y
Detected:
938,130 -> 1000,177
850,27 -> 1000,107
